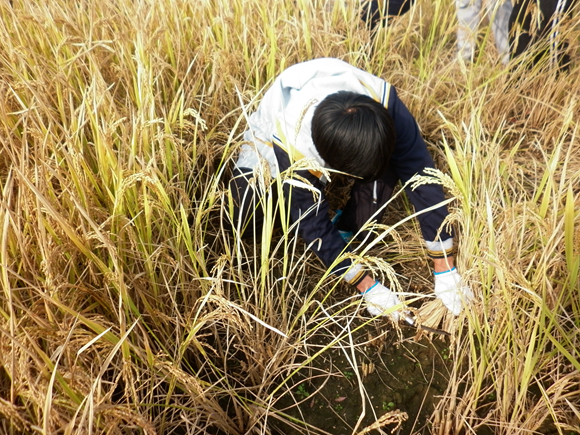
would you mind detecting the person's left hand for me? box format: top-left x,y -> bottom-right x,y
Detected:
434,268 -> 473,315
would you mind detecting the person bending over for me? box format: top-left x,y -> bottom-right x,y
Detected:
229,58 -> 471,319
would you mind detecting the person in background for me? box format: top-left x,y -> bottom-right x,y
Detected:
509,0 -> 575,70
362,0 -> 415,29
229,58 -> 472,320
456,0 -> 513,64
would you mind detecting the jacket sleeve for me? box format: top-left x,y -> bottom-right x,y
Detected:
388,87 -> 455,255
272,144 -> 365,282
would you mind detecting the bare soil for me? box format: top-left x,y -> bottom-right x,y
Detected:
272,322 -> 453,435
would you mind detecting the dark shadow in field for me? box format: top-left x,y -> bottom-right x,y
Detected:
272,322 -> 452,435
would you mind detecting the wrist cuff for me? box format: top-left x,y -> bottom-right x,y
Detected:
343,263 -> 366,286
434,267 -> 456,276
425,238 -> 456,259
362,280 -> 379,294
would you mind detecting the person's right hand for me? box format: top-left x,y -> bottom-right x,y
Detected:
362,281 -> 402,321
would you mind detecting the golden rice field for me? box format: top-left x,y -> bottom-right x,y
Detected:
0,0 -> 579,434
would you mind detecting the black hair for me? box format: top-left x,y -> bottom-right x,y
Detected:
311,91 -> 396,182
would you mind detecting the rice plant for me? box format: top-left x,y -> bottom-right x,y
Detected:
0,0 -> 579,434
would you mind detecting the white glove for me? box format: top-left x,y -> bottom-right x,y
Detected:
434,268 -> 473,316
363,281 -> 402,321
